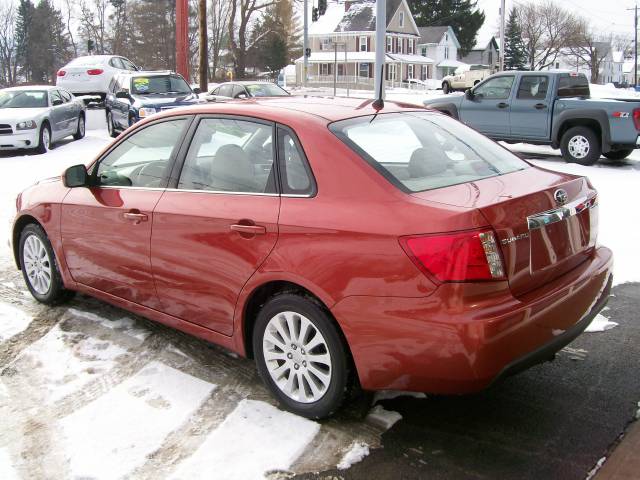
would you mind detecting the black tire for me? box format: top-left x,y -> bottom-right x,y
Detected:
73,114 -> 85,140
442,82 -> 450,94
560,126 -> 601,165
603,149 -> 633,160
106,110 -> 118,138
253,293 -> 350,419
35,122 -> 51,154
19,224 -> 74,305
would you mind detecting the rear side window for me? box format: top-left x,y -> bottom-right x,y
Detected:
110,57 -> 125,69
557,74 -> 590,97
330,112 -> 528,193
278,128 -> 315,195
218,85 -> 233,97
517,76 -> 549,100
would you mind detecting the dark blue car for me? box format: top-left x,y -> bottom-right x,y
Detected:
105,70 -> 201,137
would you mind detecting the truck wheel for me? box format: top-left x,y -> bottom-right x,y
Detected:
442,82 -> 450,94
560,126 -> 601,166
603,149 -> 632,161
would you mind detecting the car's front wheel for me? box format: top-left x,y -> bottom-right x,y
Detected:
442,82 -> 450,94
19,224 -> 74,304
603,149 -> 633,161
560,126 -> 601,165
35,122 -> 51,154
253,293 -> 350,419
73,114 -> 85,140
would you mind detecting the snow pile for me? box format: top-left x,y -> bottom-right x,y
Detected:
169,399 -> 319,480
61,361 -> 215,479
585,313 -> 619,332
585,456 -> 607,480
0,448 -> 20,480
366,404 -> 403,430
337,441 -> 370,470
590,83 -> 640,100
68,308 -> 152,343
0,302 -> 32,342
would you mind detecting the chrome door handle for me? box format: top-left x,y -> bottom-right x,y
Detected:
230,224 -> 266,235
123,212 -> 148,224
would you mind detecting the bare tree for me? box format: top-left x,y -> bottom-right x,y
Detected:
0,1 -> 17,86
567,19 -> 612,83
62,0 -> 78,57
209,0 -> 230,80
78,0 -> 110,54
517,0 -> 579,70
227,0 -> 275,78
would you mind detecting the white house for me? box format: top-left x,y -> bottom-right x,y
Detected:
295,0 -> 434,88
460,34 -> 499,70
416,26 -> 466,80
546,45 -> 625,85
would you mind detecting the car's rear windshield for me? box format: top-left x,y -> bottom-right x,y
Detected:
67,56 -> 107,66
130,75 -> 192,95
0,90 -> 48,108
245,83 -> 289,97
330,112 -> 529,193
557,74 -> 590,98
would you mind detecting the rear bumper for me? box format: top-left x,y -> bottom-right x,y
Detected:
332,246 -> 613,394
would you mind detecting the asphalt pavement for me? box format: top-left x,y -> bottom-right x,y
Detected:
298,282 -> 640,480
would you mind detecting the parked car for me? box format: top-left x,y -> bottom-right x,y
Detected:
403,78 -> 428,89
104,70 -> 201,137
56,55 -> 139,102
203,81 -> 290,102
0,86 -> 86,154
12,97 -> 612,418
425,70 -> 640,164
441,64 -> 492,94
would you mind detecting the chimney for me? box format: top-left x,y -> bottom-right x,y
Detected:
345,1 -> 352,12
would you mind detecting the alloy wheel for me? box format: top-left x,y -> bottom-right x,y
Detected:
262,311 -> 332,403
79,116 -> 85,136
23,234 -> 52,295
42,127 -> 50,151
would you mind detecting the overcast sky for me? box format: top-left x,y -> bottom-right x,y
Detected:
477,0 -> 637,39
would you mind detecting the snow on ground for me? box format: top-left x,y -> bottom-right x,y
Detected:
585,313 -> 619,332
337,441 -> 370,470
169,399 -> 319,480
0,302 -> 32,341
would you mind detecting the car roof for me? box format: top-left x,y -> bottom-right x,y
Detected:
2,85 -> 58,92
219,81 -> 281,86
154,96 -> 429,123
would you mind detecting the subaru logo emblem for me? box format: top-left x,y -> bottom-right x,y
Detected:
554,189 -> 568,206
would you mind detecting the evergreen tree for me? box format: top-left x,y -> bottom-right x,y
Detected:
504,7 -> 527,70
128,0 -> 176,70
408,0 -> 485,56
31,0 -> 71,82
15,0 -> 35,81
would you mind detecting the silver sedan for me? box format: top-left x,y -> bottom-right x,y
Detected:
0,86 -> 86,154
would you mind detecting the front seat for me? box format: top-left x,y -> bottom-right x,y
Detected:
210,144 -> 260,192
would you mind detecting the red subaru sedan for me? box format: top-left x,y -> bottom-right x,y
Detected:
11,97 -> 613,418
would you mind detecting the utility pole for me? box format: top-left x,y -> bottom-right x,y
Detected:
499,0 -> 506,71
176,0 -> 189,80
304,0 -> 309,87
198,0 -> 208,93
628,5 -> 638,87
374,0 -> 386,100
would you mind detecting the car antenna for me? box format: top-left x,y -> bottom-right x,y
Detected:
371,64 -> 384,111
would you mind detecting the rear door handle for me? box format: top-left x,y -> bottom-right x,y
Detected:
497,102 -> 509,109
230,224 -> 266,235
123,211 -> 148,224
534,103 -> 547,110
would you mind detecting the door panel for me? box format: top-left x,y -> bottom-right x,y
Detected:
460,75 -> 514,136
509,75 -> 552,139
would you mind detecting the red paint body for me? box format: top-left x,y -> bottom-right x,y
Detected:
11,98 -> 613,394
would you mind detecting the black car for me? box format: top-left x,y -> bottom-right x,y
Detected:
105,71 -> 201,137
204,81 -> 290,103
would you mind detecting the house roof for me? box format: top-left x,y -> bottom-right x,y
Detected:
417,26 -> 448,44
336,1 -> 376,32
309,0 -> 414,35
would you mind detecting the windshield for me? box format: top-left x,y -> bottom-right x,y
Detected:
0,90 -> 48,109
130,75 -> 192,95
245,83 -> 289,97
330,112 -> 529,193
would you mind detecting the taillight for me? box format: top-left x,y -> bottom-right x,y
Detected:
633,109 -> 640,131
57,69 -> 66,77
87,69 -> 104,75
399,229 -> 506,282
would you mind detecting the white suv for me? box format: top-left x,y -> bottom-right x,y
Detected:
56,55 -> 138,101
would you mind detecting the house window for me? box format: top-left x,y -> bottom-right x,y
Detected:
320,63 -> 329,76
408,64 -> 414,79
408,40 -> 414,54
421,65 -> 427,80
359,36 -> 367,52
389,64 -> 397,81
421,47 -> 427,57
320,38 -> 331,51
387,36 -> 392,52
555,62 -> 560,69
444,46 -> 449,60
488,51 -> 493,65
338,64 -> 345,76
399,12 -> 404,27
359,63 -> 369,77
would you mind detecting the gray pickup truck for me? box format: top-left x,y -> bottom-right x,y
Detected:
423,71 -> 640,165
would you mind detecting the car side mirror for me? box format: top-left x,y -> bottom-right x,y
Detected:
465,89 -> 474,100
116,90 -> 130,100
52,99 -> 63,106
193,87 -> 202,94
63,164 -> 90,188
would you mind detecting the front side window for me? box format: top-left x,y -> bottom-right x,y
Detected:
95,119 -> 187,188
59,90 -> 72,102
50,90 -> 63,105
330,112 -> 528,193
178,118 -> 275,194
517,75 -> 549,100
474,76 -> 515,99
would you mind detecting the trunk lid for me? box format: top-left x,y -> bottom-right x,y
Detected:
412,168 -> 598,297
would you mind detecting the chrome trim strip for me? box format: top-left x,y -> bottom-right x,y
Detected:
98,186 -> 167,191
96,185 -> 311,198
527,196 -> 595,230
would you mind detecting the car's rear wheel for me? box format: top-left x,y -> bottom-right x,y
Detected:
106,111 -> 118,138
603,149 -> 633,160
442,82 -> 450,94
19,224 -> 74,305
560,126 -> 601,165
35,122 -> 51,154
253,293 -> 350,419
73,114 -> 85,140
